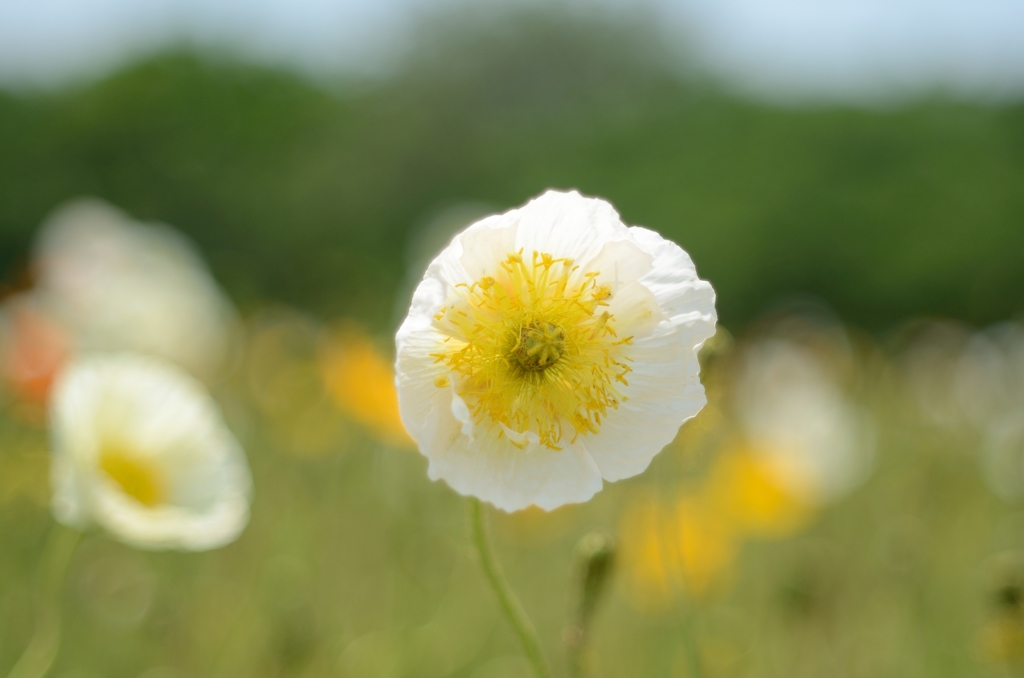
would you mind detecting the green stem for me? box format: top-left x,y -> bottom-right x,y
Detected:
565,532 -> 615,678
468,498 -> 552,678
7,523 -> 81,678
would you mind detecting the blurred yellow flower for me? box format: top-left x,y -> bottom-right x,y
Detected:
673,497 -> 738,595
50,353 -> 252,550
621,494 -> 737,608
319,323 -> 413,448
704,445 -> 813,539
621,446 -> 814,610
395,190 -> 716,511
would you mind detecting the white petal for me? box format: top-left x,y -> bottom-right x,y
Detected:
584,227 -> 716,481
580,238 -> 653,293
513,190 -> 634,264
395,320 -> 464,458
49,360 -> 103,527
603,280 -> 665,339
456,217 -> 519,282
50,452 -> 88,528
583,329 -> 708,481
425,431 -> 603,512
90,482 -> 250,551
451,389 -> 475,440
630,226 -> 717,329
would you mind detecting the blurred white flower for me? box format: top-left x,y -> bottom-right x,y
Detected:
898,319 -> 972,429
734,337 -> 873,504
900,320 -> 1024,498
395,190 -> 716,511
49,353 -> 252,550
32,198 -> 237,381
982,419 -> 1024,501
901,321 -> 1024,501
955,323 -> 1024,498
955,323 -> 1024,431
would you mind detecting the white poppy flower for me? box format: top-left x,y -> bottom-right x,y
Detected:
395,190 -> 717,511
49,353 -> 252,550
32,199 -> 237,381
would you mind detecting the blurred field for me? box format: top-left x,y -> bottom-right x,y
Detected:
4,308 -> 1024,677
1,8 -> 1024,678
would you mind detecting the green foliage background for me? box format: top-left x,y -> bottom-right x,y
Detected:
1,12 -> 1021,332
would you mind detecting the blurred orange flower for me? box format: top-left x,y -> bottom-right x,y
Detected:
0,296 -> 69,407
319,323 -> 414,448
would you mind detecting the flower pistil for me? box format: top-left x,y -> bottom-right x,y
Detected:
431,250 -> 634,450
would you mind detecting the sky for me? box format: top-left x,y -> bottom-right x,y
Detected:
1,0 -> 1023,101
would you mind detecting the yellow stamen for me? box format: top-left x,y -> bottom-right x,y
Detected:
99,446 -> 164,507
432,250 -> 633,449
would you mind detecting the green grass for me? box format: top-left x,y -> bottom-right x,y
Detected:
1,323 -> 1021,677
